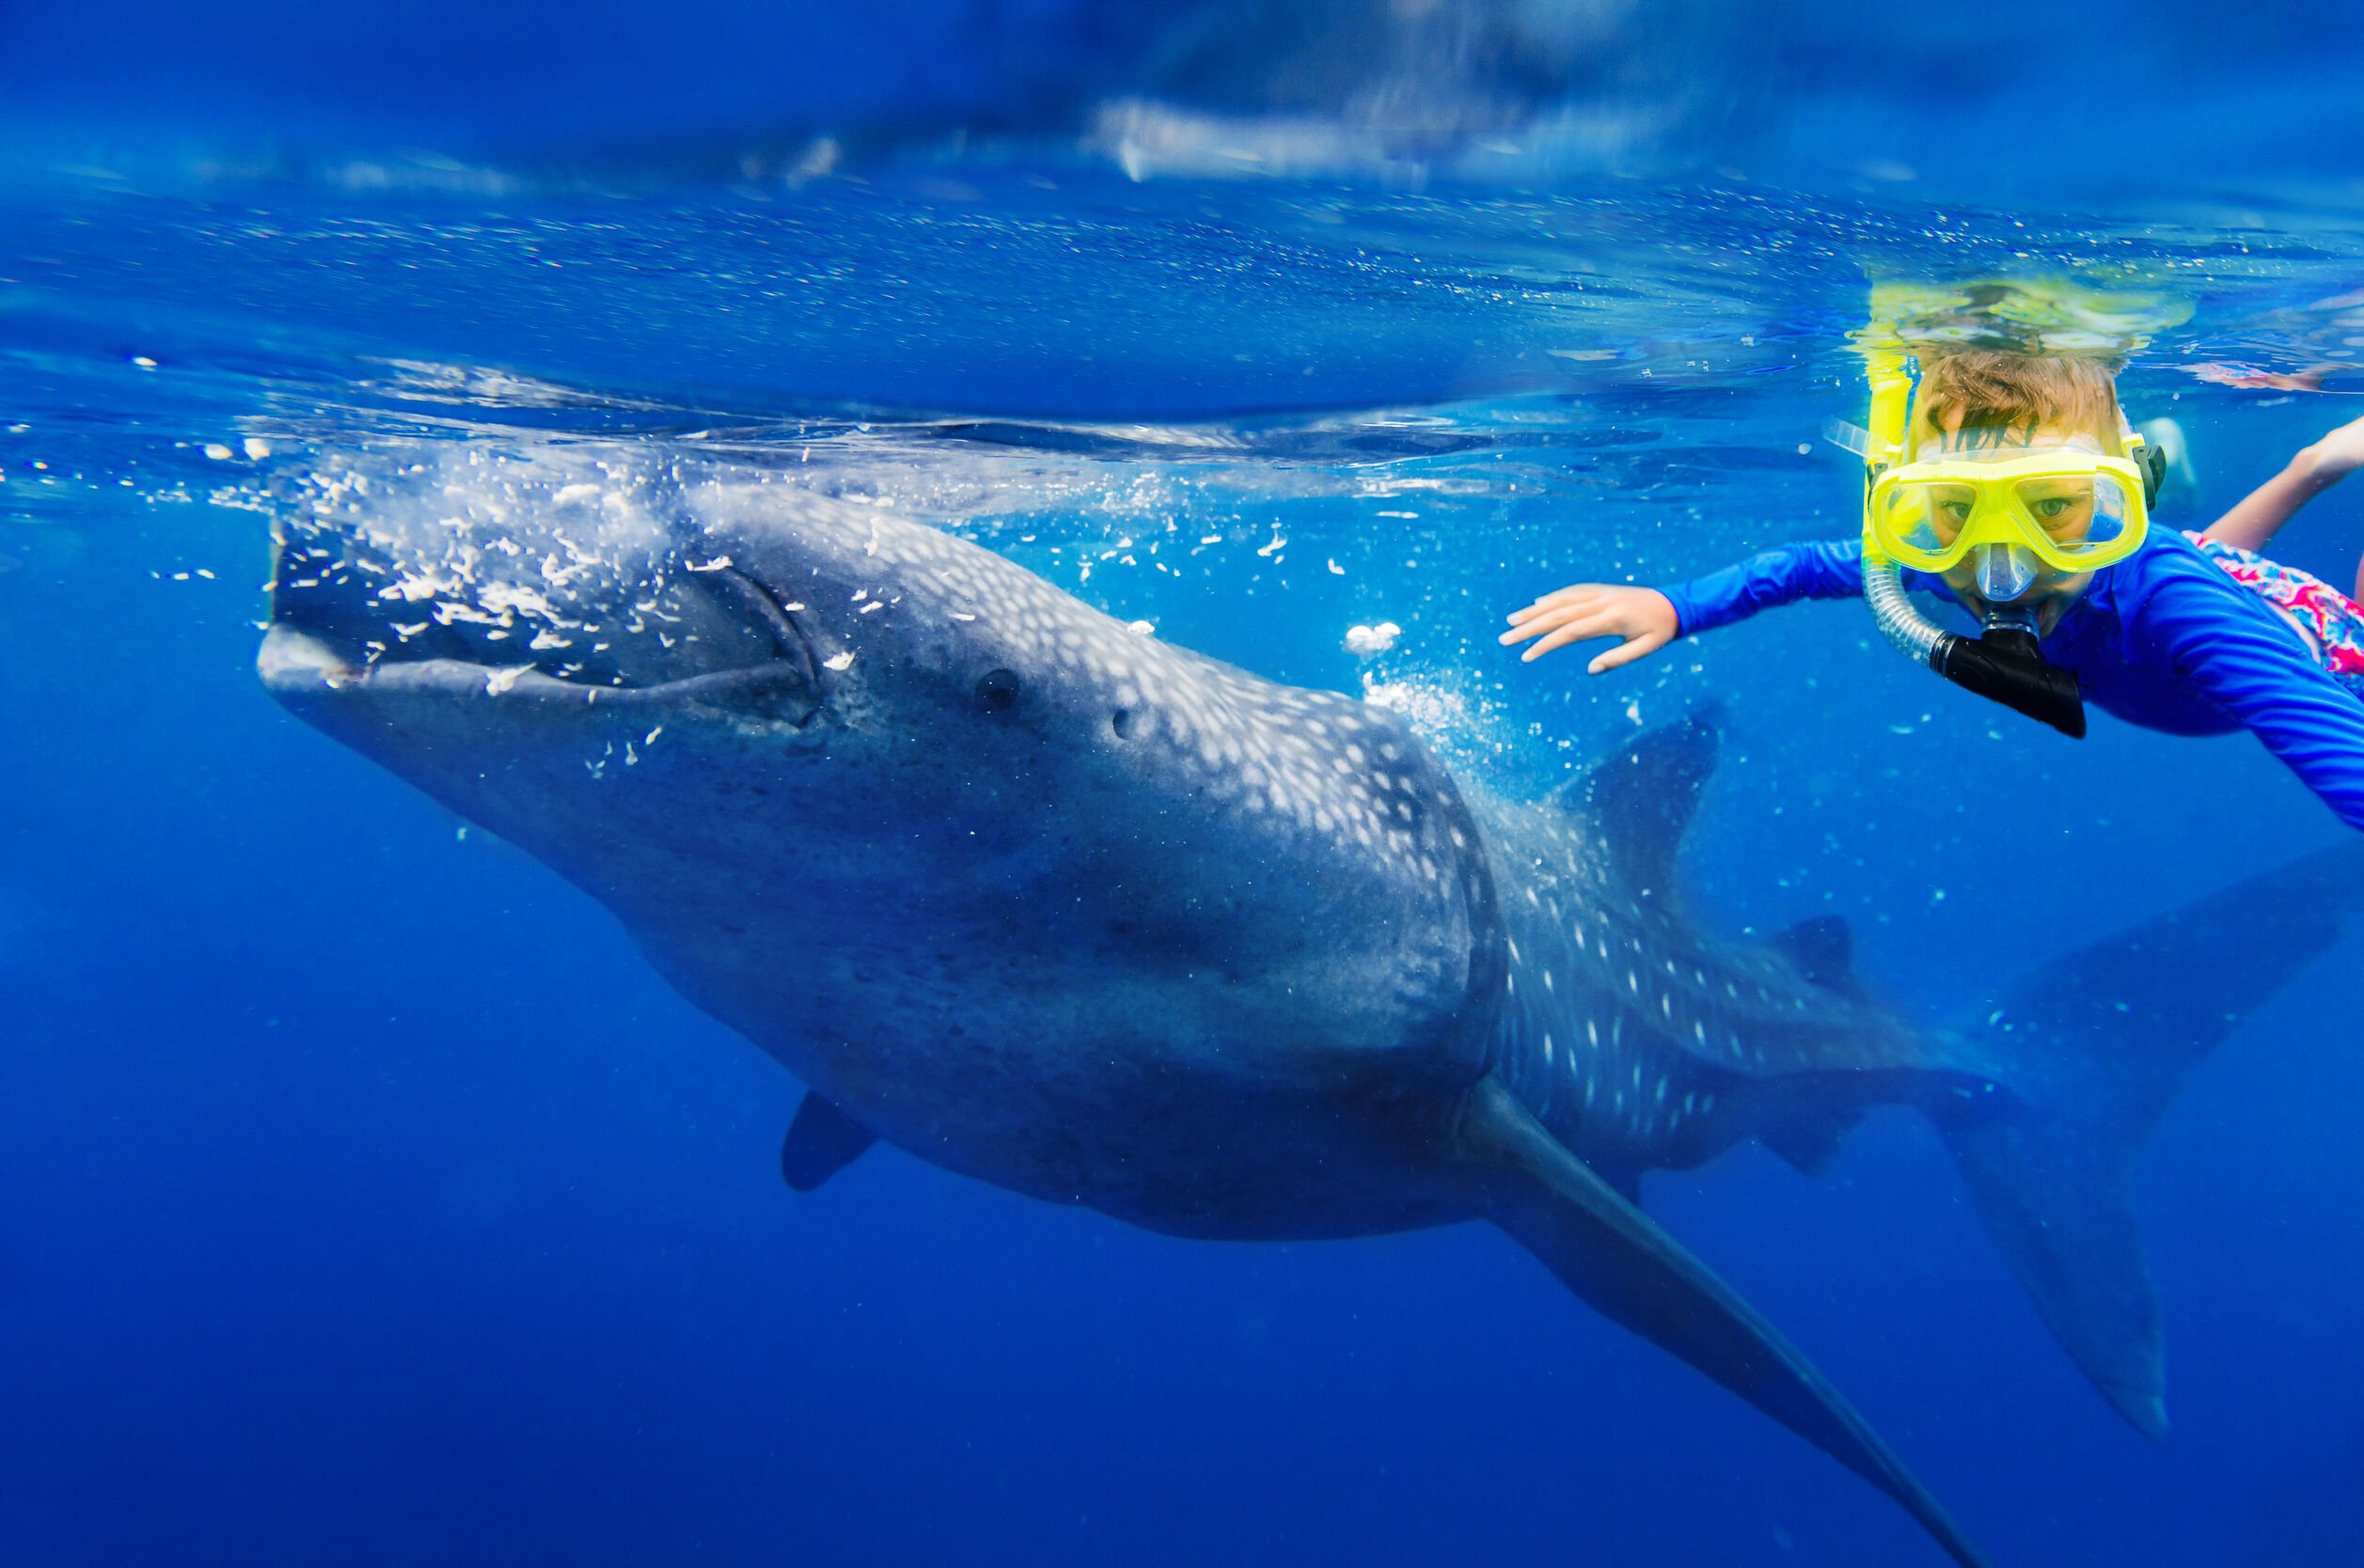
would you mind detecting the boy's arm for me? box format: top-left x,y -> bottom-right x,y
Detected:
2157,587 -> 2364,833
1503,539 -> 1872,672
1659,538 -> 1867,636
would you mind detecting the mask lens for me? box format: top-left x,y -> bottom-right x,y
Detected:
2086,471 -> 2135,551
2012,472 -> 2132,557
1882,481 -> 1977,561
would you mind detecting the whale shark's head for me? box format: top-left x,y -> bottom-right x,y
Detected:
262,447 -> 1499,1211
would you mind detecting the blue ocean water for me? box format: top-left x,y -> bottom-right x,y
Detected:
5,6 -> 2364,1566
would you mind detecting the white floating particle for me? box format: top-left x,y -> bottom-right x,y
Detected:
132,356 -> 157,369
1327,558 -> 1346,575
686,556 -> 732,572
203,444 -> 233,461
1127,619 -> 1155,635
1344,621 -> 1400,655
242,437 -> 272,460
823,651 -> 855,671
483,665 -> 534,695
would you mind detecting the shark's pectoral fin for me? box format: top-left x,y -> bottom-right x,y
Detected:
780,1093 -> 878,1192
1456,1077 -> 1989,1568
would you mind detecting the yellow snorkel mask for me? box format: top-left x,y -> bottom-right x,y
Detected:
1867,439 -> 2151,587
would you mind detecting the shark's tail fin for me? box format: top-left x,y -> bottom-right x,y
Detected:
1933,839 -> 2364,1437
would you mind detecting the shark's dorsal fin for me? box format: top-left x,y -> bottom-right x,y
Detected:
1573,706 -> 1723,896
781,1093 -> 878,1192
1765,916 -> 1866,1001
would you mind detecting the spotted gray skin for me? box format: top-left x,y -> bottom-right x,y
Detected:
258,447 -> 2364,1568
1476,793 -> 1909,1188
270,457 -> 1507,1239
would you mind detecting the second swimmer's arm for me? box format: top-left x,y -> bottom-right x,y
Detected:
1501,539 -> 1865,673
2200,413 -> 2364,556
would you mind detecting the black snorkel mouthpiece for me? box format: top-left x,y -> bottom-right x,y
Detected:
1934,623 -> 2087,738
1862,555 -> 2089,739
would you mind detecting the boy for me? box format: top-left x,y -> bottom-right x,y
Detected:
1501,350 -> 2364,832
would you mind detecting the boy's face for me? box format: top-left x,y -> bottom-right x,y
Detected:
1919,412 -> 2105,610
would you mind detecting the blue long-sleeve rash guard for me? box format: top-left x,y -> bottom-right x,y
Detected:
1657,528 -> 2364,832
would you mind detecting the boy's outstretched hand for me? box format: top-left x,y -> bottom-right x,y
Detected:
1499,584 -> 1678,673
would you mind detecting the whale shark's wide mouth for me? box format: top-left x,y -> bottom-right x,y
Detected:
256,622 -> 827,725
260,525 -> 826,723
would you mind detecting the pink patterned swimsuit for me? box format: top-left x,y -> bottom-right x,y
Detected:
2186,532 -> 2364,698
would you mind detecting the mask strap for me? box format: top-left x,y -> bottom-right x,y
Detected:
2116,411 -> 2165,507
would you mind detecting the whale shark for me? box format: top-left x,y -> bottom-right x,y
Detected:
259,445 -> 2364,1568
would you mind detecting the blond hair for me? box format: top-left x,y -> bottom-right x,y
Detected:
1914,349 -> 2121,452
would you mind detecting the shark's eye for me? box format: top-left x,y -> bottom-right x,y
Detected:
973,667 -> 1021,713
